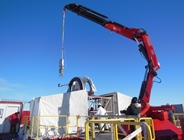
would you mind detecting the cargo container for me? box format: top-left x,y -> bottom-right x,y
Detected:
172,104 -> 184,113
0,100 -> 23,135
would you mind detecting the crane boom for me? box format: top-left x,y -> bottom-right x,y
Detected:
64,3 -> 160,115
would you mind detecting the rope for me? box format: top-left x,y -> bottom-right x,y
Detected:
61,9 -> 66,59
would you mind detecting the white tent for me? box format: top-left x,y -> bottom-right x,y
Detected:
29,90 -> 88,137
29,90 -> 132,138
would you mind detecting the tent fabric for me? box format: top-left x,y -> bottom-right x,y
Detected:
29,90 -> 88,137
116,92 -> 132,114
99,92 -> 132,115
29,90 -> 132,137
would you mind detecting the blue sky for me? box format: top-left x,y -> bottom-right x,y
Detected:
0,0 -> 184,106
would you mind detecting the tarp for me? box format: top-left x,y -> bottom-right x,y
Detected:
116,92 -> 132,114
29,90 -> 132,137
29,90 -> 88,137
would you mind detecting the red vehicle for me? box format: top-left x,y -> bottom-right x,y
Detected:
64,3 -> 183,140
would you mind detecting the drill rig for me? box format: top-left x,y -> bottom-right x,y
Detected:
64,3 -> 183,140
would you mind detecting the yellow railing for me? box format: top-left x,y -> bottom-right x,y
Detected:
139,117 -> 155,140
86,117 -> 155,140
23,115 -> 155,140
173,113 -> 184,128
23,115 -> 87,139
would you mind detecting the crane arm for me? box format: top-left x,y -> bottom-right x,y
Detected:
64,3 -> 160,115
64,3 -> 160,70
64,3 -> 140,41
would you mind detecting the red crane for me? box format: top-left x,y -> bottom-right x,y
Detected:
64,3 -> 160,116
64,3 -> 183,139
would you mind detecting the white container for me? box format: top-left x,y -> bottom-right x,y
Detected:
0,100 -> 23,134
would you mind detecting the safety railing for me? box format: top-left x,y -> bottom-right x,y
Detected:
173,113 -> 184,128
22,115 -> 87,140
22,115 -> 155,140
139,117 -> 155,140
86,117 -> 155,140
